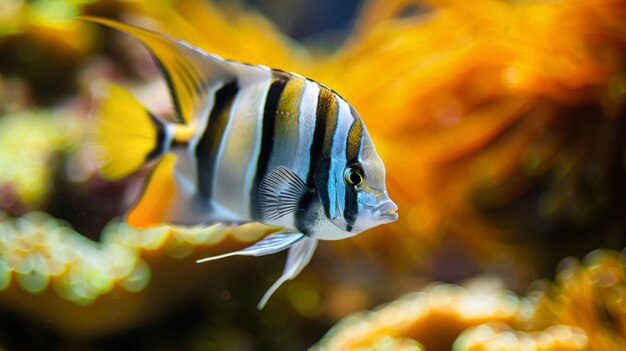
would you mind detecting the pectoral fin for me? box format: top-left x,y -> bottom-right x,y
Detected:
259,166 -> 311,220
257,237 -> 318,310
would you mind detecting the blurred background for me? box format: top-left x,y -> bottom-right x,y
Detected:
0,0 -> 625,350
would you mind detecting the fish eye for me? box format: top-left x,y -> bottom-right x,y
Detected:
344,167 -> 364,188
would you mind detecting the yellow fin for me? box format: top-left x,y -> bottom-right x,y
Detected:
81,16 -> 236,125
127,154 -> 177,229
92,83 -> 161,180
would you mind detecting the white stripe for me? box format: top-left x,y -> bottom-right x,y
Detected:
261,77 -> 313,229
326,97 -> 352,218
292,80 -> 320,180
162,123 -> 175,153
262,79 -> 319,229
213,66 -> 273,219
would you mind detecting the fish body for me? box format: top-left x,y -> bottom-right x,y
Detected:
87,17 -> 397,308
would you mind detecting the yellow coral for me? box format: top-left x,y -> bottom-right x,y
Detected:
0,110 -> 82,206
0,211 -> 276,337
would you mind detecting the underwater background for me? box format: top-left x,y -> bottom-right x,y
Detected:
0,0 -> 625,350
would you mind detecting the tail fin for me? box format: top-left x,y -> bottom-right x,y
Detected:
91,83 -> 168,180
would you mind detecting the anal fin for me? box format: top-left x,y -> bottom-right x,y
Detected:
127,154 -> 177,228
257,237 -> 318,309
195,231 -> 317,309
196,232 -> 304,263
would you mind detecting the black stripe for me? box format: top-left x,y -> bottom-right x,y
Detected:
250,71 -> 290,220
195,80 -> 239,199
306,87 -> 330,185
145,113 -> 167,161
152,56 -> 185,124
295,191 -> 317,235
294,84 -> 339,233
343,107 -> 364,231
307,87 -> 338,219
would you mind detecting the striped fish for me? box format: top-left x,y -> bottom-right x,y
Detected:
87,17 -> 398,309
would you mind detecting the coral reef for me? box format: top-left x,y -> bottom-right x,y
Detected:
0,210 -> 275,338
0,0 -> 624,349
314,282 -> 519,351
315,249 -> 626,351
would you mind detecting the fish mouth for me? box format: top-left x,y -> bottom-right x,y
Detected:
373,200 -> 398,222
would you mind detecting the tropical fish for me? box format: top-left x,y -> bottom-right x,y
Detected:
86,17 -> 398,309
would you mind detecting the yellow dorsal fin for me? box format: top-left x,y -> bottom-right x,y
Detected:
127,154 -> 177,228
91,83 -> 162,180
82,16 -> 237,126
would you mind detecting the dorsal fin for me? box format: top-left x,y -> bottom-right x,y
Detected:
82,16 -> 237,126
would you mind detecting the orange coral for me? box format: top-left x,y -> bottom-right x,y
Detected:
314,249 -> 626,351
521,250 -> 626,350
313,282 -> 520,350
316,0 -> 626,264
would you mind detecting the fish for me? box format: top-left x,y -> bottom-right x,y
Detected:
85,16 -> 398,309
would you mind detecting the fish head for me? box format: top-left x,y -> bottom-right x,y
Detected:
314,134 -> 398,240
